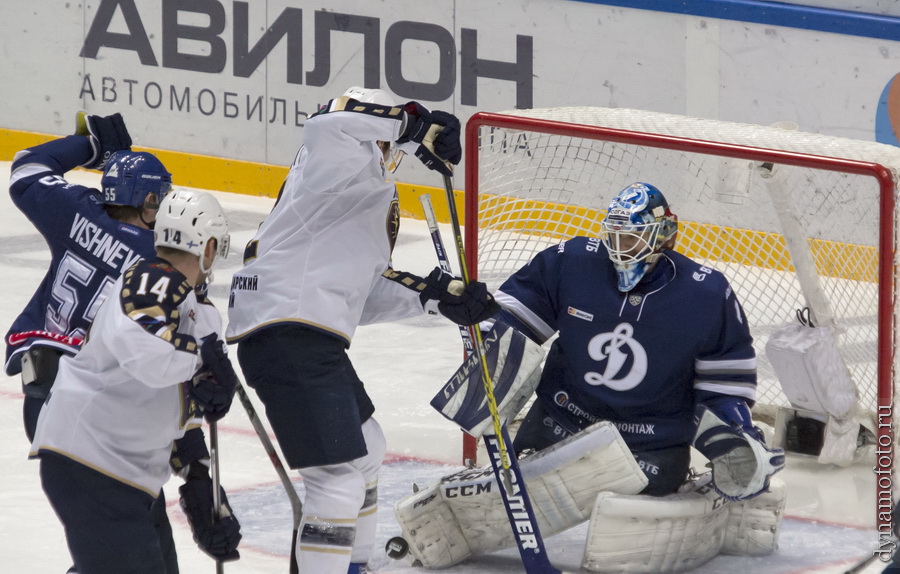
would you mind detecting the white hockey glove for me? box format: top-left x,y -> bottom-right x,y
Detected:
693,406 -> 785,501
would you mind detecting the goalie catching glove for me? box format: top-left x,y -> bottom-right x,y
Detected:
398,102 -> 461,176
74,111 -> 132,170
693,405 -> 785,501
179,463 -> 242,561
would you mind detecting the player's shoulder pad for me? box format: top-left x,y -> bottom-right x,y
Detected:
119,259 -> 197,350
316,96 -> 404,121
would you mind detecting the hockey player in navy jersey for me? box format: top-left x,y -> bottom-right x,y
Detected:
392,182 -> 785,572
496,182 -> 783,498
31,189 -> 241,574
6,114 -> 229,573
5,112 -> 169,441
227,87 -> 498,574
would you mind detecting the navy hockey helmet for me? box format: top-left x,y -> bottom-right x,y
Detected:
100,151 -> 172,208
601,182 -> 678,292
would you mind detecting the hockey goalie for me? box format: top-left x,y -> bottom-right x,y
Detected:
393,183 -> 786,572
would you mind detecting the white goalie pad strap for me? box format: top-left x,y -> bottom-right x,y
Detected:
394,422 -> 647,569
765,323 -> 858,418
430,322 -> 546,438
722,476 -> 786,556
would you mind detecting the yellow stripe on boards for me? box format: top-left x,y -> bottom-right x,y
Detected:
1,128 -> 875,281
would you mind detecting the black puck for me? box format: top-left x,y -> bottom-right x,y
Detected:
385,536 -> 409,560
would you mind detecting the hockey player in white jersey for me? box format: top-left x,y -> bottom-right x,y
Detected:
226,86 -> 498,574
31,190 -> 242,573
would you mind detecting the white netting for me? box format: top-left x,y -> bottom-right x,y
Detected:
468,107 -> 900,424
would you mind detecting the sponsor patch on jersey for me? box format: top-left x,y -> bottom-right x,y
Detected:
117,224 -> 140,237
567,306 -> 593,321
692,271 -> 707,282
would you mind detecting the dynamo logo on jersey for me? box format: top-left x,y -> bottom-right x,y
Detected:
583,322 -> 647,390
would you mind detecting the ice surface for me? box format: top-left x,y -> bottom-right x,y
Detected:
0,164 -> 889,573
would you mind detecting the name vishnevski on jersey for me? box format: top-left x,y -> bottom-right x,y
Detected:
70,213 -> 142,273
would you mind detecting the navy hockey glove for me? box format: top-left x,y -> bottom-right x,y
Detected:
179,465 -> 242,561
74,111 -> 132,170
399,102 -> 461,176
419,267 -> 500,326
191,335 -> 238,422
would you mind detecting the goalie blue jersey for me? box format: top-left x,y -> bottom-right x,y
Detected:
4,136 -> 154,375
494,236 -> 756,451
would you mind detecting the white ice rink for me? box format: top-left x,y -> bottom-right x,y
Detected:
0,164 -> 891,573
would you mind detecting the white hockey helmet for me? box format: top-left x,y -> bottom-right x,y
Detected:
342,86 -> 396,106
155,190 -> 230,273
342,86 -> 404,172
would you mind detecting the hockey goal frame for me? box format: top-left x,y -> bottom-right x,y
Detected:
461,109 -> 896,531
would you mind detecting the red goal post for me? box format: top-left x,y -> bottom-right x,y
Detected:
462,107 -> 898,529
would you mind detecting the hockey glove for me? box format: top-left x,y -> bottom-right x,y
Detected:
693,405 -> 785,501
419,267 -> 501,326
179,465 -> 242,561
191,335 -> 238,422
399,102 -> 461,176
74,111 -> 132,170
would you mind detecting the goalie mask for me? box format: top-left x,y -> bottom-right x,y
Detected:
155,190 -> 230,274
601,182 -> 678,292
101,151 -> 172,210
342,86 -> 405,172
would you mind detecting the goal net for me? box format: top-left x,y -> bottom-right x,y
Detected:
462,107 -> 899,525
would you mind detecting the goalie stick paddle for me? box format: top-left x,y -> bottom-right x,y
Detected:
235,381 -> 302,574
209,421 -> 225,574
423,190 -> 561,574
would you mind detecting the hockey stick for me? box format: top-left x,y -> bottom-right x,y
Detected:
425,188 -> 560,574
209,421 -> 225,574
420,194 -> 474,358
234,381 -> 302,574
438,175 -> 512,472
843,552 -> 879,574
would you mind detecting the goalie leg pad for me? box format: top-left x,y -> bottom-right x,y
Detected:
393,480 -> 472,569
581,474 -> 787,573
722,476 -> 786,556
582,473 -> 729,574
394,421 -> 647,568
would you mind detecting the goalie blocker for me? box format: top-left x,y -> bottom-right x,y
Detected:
430,321 -> 545,437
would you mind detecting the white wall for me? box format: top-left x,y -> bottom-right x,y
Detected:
0,0 -> 897,186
